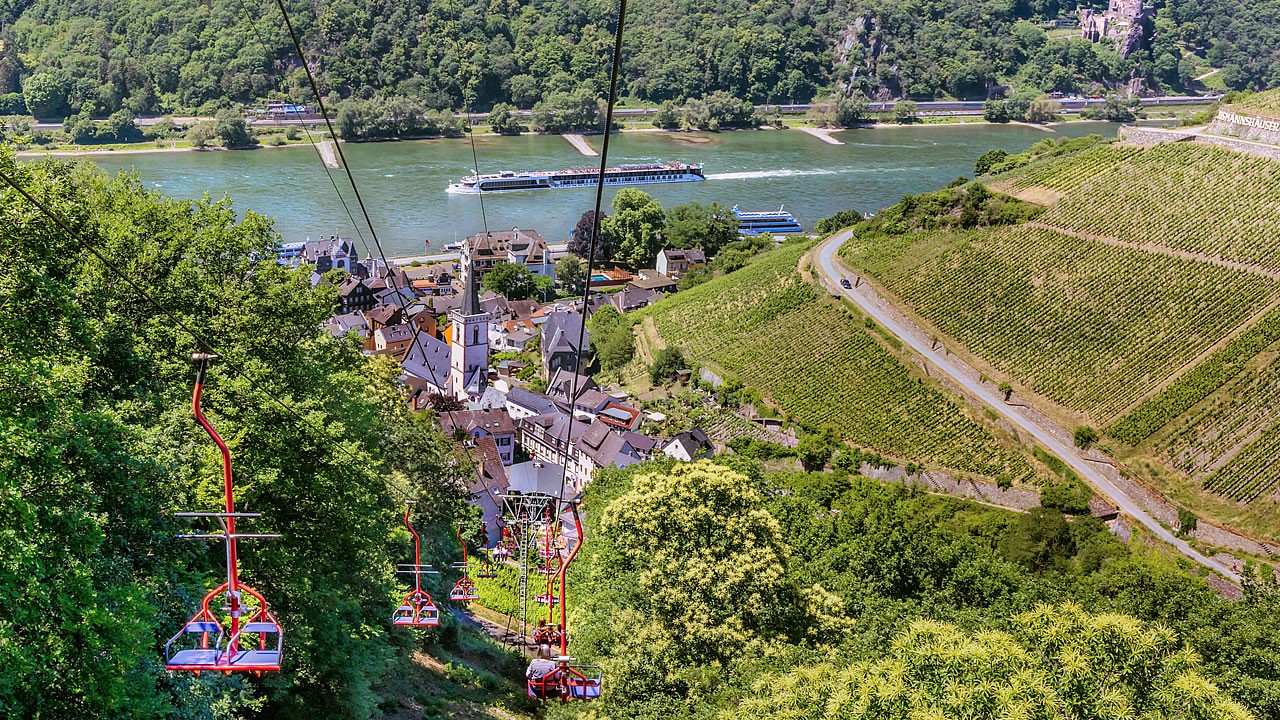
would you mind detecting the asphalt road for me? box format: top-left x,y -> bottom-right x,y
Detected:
814,231 -> 1240,583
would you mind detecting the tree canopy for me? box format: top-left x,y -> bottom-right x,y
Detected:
738,605 -> 1253,720
0,149 -> 470,717
1,0 -> 1272,120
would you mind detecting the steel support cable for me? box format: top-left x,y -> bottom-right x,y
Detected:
0,164 -> 419,503
554,0 -> 630,507
268,0 -> 498,525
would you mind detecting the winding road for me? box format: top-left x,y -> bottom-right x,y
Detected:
814,231 -> 1240,584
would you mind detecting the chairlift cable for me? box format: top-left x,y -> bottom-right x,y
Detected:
0,166 -> 408,498
554,0 -> 630,509
269,0 -> 499,517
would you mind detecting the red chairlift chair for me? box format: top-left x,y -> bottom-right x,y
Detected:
524,501 -> 600,702
450,525 -> 480,602
393,501 -> 440,627
167,354 -> 283,676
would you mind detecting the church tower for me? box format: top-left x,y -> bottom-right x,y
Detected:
449,260 -> 489,401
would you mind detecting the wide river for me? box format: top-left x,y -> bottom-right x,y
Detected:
87,122 -> 1120,257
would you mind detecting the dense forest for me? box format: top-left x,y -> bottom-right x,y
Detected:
0,150 -> 476,717
561,458 -> 1280,719
0,0 -> 1276,120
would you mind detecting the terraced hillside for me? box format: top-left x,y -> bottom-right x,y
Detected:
840,139 -> 1280,527
1226,88 -> 1280,118
635,242 -> 1033,480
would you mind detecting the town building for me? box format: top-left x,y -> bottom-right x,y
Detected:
323,311 -> 370,339
370,323 -> 415,356
516,413 -> 640,491
301,235 -> 360,273
540,311 -> 590,379
460,228 -> 554,280
656,248 -> 707,279
440,409 -> 518,465
337,276 -> 376,314
506,387 -> 560,420
662,428 -> 714,462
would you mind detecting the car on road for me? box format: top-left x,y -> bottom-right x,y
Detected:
840,278 -> 852,289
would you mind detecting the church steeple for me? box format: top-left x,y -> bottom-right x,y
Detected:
449,258 -> 489,401
461,257 -> 481,316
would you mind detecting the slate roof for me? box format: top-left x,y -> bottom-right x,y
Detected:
507,460 -> 569,498
324,311 -> 370,338
540,312 -> 589,359
398,331 -> 451,390
574,422 -> 638,470
507,387 -> 559,416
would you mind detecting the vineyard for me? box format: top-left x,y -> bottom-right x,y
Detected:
1227,89 -> 1280,119
635,243 -> 1032,479
839,223 -> 1279,421
1151,346 -> 1280,502
1000,143 -> 1280,273
1110,307 -> 1280,444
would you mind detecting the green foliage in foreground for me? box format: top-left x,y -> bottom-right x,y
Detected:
0,149 -> 470,717
560,459 -> 1280,720
738,605 -> 1252,720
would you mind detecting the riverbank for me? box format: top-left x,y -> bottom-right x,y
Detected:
18,118 -> 1127,158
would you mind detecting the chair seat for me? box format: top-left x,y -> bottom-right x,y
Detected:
168,648 -> 222,668
569,680 -> 601,698
228,649 -> 281,669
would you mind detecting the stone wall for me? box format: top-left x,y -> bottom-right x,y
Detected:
1115,125 -> 1196,145
1208,108 -> 1280,147
1117,122 -> 1280,162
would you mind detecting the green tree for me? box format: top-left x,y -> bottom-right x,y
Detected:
590,462 -> 793,692
1082,93 -> 1143,122
738,605 -> 1253,720
652,100 -> 680,129
892,100 -> 919,124
983,99 -> 1011,122
0,150 -> 468,717
604,189 -> 666,267
21,72 -> 65,118
796,432 -> 836,472
1024,95 -> 1062,123
1073,425 -> 1099,449
145,116 -> 179,139
481,261 -> 537,299
186,121 -> 217,148
975,148 -> 1010,175
649,347 -> 687,384
664,201 -> 739,256
530,89 -> 599,132
555,255 -> 587,295
588,305 -> 635,371
213,108 -> 254,147
487,102 -> 522,135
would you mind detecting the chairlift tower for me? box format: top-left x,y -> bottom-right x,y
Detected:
498,491 -> 560,647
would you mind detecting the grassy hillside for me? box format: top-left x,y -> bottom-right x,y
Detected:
635,241 -> 1033,480
1225,88 -> 1280,119
839,139 -> 1280,537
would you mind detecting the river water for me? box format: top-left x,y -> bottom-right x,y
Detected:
87,122 -> 1119,257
